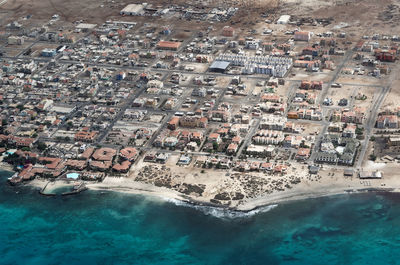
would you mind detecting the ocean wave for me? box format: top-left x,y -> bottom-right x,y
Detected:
164,198 -> 278,219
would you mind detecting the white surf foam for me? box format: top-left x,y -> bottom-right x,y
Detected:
164,198 -> 278,219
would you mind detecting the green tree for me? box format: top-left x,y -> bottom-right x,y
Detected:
36,142 -> 47,152
213,142 -> 219,150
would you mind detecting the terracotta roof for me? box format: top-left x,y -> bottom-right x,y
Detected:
112,160 -> 131,172
90,160 -> 112,170
38,157 -> 62,170
157,41 -> 181,49
119,147 -> 138,161
92,148 -> 117,161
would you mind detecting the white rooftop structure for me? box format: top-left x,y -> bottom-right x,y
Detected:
50,105 -> 75,114
120,4 -> 147,16
277,15 -> 291,24
359,171 -> 383,179
76,23 -> 97,30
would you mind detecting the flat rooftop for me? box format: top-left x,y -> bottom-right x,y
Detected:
120,4 -> 146,14
76,23 -> 97,29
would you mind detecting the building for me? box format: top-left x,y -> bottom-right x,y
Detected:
164,98 -> 177,110
179,116 -> 208,128
245,40 -> 259,50
177,155 -> 191,165
156,41 -> 181,51
75,23 -> 97,32
387,136 -> 400,147
112,161 -> 131,173
80,147 -> 94,160
74,131 -> 98,142
338,141 -> 358,165
260,115 -> 286,130
8,36 -> 24,45
191,132 -> 204,143
216,53 -> 292,77
375,49 -> 396,62
315,152 -> 338,164
222,26 -> 234,37
287,111 -> 299,119
359,171 -> 383,179
246,144 -> 275,157
260,162 -> 273,171
294,31 -> 311,42
342,124 -> 357,138
344,168 -> 354,176
296,148 -> 311,160
167,116 -> 179,130
120,4 -> 146,16
210,110 -> 230,122
300,80 -> 323,90
65,160 -> 87,171
277,15 -> 291,24
376,115 -> 398,129
226,143 -> 238,155
92,147 -> 117,161
90,160 -> 112,171
209,61 -> 230,73
9,136 -> 36,148
208,133 -> 221,144
41,48 -> 57,57
119,147 -> 138,162
309,165 -> 320,174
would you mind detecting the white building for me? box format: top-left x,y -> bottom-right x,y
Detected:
277,15 -> 291,24
245,40 -> 259,50
8,36 -> 24,45
294,31 -> 312,42
75,23 -> 97,32
120,4 -> 147,16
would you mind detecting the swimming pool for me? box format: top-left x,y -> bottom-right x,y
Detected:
66,173 -> 80,180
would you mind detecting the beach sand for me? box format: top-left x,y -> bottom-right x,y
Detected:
20,158 -> 400,212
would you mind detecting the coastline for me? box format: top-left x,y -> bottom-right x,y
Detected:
8,161 -> 400,213
86,179 -> 400,212
236,186 -> 398,211
26,174 -> 400,213
0,163 -> 15,173
29,177 -> 188,202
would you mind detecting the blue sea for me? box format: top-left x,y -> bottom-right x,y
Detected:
1,169 -> 400,265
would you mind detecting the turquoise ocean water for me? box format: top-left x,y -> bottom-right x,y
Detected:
1,169 -> 400,265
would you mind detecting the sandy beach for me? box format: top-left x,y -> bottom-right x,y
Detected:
125,158 -> 400,210
10,157 -> 400,212
91,169 -> 400,211
86,177 -> 186,201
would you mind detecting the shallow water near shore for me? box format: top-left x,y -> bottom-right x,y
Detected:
2,170 -> 400,265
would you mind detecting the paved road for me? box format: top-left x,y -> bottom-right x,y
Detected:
235,118 -> 261,158
355,63 -> 400,168
309,50 -> 354,163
